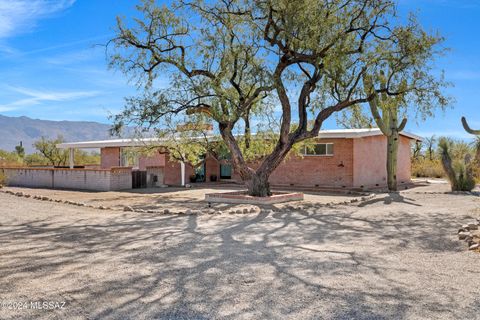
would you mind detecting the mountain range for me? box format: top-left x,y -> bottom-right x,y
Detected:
0,115 -> 114,153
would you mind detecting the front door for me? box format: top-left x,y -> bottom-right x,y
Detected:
195,162 -> 206,182
132,170 -> 147,188
220,164 -> 232,179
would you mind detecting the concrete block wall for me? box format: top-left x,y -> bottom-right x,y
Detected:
1,167 -> 132,191
110,167 -> 133,190
2,168 -> 54,188
54,169 -> 112,191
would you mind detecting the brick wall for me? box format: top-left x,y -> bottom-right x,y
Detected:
101,147 -> 121,169
139,152 -> 166,170
163,154 -> 220,185
263,138 -> 355,187
1,167 -> 132,191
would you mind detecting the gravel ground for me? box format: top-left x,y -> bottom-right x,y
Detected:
0,185 -> 365,212
0,186 -> 479,319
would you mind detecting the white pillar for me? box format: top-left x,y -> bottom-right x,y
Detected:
180,161 -> 185,186
69,148 -> 74,169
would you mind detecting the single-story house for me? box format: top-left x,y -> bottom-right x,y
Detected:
0,128 -> 421,191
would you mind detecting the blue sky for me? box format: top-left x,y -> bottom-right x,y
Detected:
0,0 -> 479,140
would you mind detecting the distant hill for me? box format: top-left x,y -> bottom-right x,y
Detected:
0,115 -> 114,153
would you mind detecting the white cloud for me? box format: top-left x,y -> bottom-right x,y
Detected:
0,0 -> 76,38
0,86 -> 100,111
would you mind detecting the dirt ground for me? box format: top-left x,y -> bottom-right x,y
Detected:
0,184 -> 371,212
0,182 -> 479,319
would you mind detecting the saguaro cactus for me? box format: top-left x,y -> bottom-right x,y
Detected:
462,117 -> 480,135
462,117 -> 480,163
364,73 -> 407,192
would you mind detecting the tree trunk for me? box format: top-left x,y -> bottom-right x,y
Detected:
245,173 -> 271,197
386,132 -> 399,192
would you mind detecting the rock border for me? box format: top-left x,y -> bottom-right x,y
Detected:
0,189 -> 375,216
458,219 -> 480,251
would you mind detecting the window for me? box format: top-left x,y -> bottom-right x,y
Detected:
303,143 -> 334,156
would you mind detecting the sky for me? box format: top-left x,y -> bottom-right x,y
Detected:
0,0 -> 479,140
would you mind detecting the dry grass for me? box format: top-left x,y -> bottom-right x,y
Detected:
0,170 -> 6,187
412,159 -> 445,178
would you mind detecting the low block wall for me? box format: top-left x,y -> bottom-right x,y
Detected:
0,167 -> 132,191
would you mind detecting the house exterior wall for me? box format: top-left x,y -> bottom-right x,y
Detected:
1,167 -> 132,191
267,138 -> 355,187
352,135 -> 412,188
94,134 -> 413,189
163,154 -> 220,185
139,152 -> 166,170
101,147 -> 121,169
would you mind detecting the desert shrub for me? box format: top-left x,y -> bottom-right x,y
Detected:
439,138 -> 476,191
0,170 -> 6,187
411,158 -> 444,178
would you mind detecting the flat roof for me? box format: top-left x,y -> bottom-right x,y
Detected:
57,128 -> 422,149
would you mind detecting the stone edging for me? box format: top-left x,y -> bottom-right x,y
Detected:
0,189 -> 376,215
458,219 -> 480,251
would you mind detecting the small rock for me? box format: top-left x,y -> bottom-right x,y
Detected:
467,223 -> 478,230
41,196 -> 49,201
164,209 -> 170,214
147,210 -> 155,213
24,194 -> 31,198
235,210 -> 242,214
468,243 -> 480,250
243,208 -> 249,214
249,208 -> 256,213
15,192 -> 23,197
99,206 -> 107,210
123,206 -> 134,212
229,211 -> 235,214
458,232 -> 471,240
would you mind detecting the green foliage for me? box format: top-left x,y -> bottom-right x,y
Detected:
33,136 -> 68,167
14,143 -> 25,158
108,0 -> 449,196
0,149 -> 23,166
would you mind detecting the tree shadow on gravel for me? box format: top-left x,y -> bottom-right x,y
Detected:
358,192 -> 421,207
0,198 -> 475,319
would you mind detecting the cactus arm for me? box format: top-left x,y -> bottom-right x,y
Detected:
398,117 -> 408,132
462,117 -> 480,135
368,98 -> 389,135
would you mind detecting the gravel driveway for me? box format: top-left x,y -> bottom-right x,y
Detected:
0,188 -> 479,319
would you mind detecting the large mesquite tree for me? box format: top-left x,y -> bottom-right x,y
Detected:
109,0 -> 446,196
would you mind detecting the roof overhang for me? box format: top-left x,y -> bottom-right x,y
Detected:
57,128 -> 422,149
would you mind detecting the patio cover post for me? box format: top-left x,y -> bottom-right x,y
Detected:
180,161 -> 185,186
69,148 -> 74,169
